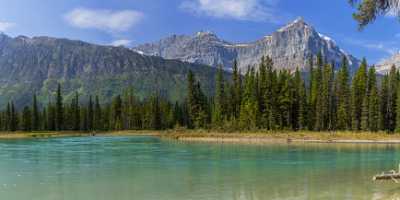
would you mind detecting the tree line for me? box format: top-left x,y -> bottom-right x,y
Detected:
2,53 -> 400,132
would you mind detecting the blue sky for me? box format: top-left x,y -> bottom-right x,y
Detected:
0,0 -> 399,64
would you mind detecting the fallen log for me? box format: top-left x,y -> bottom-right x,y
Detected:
373,164 -> 400,183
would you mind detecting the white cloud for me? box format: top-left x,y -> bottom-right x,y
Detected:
0,21 -> 15,32
110,39 -> 132,47
180,0 -> 281,22
65,8 -> 143,32
345,37 -> 400,56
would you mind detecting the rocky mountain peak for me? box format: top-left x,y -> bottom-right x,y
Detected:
133,17 -> 360,73
376,53 -> 400,74
276,17 -> 309,32
195,31 -> 216,38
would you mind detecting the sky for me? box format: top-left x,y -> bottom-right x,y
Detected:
0,0 -> 399,64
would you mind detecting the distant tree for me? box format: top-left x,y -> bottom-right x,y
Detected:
239,67 -> 258,130
230,60 -> 242,119
387,65 -> 398,132
10,101 -> 17,132
369,86 -> 380,131
336,56 -> 351,130
187,70 -> 208,128
112,95 -> 123,130
73,92 -> 80,131
22,106 -> 32,131
81,107 -> 88,131
5,102 -> 10,131
94,96 -> 102,131
32,93 -> 40,131
87,96 -> 94,131
351,58 -> 368,131
55,84 -> 64,131
380,75 -> 390,130
212,65 -> 226,127
42,107 -> 48,130
47,101 -> 56,131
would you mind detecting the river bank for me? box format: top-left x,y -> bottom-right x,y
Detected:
3,129 -> 400,144
0,130 -> 160,139
162,130 -> 400,144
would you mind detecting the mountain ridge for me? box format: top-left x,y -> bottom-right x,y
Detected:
0,33 -> 228,108
133,17 -> 360,73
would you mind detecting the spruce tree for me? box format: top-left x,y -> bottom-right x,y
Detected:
87,96 -> 94,131
5,102 -> 10,131
380,75 -> 389,130
231,60 -> 242,119
32,93 -> 39,131
212,65 -> 226,127
335,56 -> 351,130
73,92 -> 80,131
48,101 -> 56,131
112,95 -> 123,130
22,106 -> 32,131
396,82 -> 400,132
312,53 -> 323,130
55,84 -> 64,131
94,96 -> 102,131
351,58 -> 368,131
239,67 -> 258,130
10,101 -> 17,132
42,107 -> 48,130
387,65 -> 398,132
369,86 -> 380,132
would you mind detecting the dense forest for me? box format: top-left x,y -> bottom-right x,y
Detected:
2,53 -> 400,132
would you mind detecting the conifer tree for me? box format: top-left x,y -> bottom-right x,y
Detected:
351,58 -> 368,131
48,101 -> 56,131
94,96 -> 102,131
87,96 -> 94,131
387,65 -> 398,132
186,70 -> 208,128
10,101 -> 17,132
396,82 -> 400,132
22,106 -> 32,131
239,67 -> 258,129
361,95 -> 369,131
380,75 -> 389,130
369,86 -> 380,132
336,56 -> 351,130
150,94 -> 162,130
81,107 -> 88,131
55,84 -> 64,131
5,102 -> 10,131
231,60 -> 242,119
73,92 -> 80,131
212,65 -> 226,127
32,93 -> 39,131
42,107 -> 48,130
112,95 -> 123,130
312,53 -> 323,130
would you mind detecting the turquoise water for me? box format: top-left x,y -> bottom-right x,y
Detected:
1,136 -> 400,200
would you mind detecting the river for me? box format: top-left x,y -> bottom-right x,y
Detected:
0,136 -> 399,200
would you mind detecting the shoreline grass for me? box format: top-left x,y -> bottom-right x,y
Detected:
2,129 -> 400,144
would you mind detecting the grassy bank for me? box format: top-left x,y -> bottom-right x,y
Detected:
3,129 -> 400,144
161,129 -> 400,144
0,130 -> 160,139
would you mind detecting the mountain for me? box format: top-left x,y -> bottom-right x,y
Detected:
0,33 -> 228,107
133,17 -> 360,73
376,53 -> 400,74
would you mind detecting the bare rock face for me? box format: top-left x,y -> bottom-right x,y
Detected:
134,18 -> 360,73
376,53 -> 400,74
